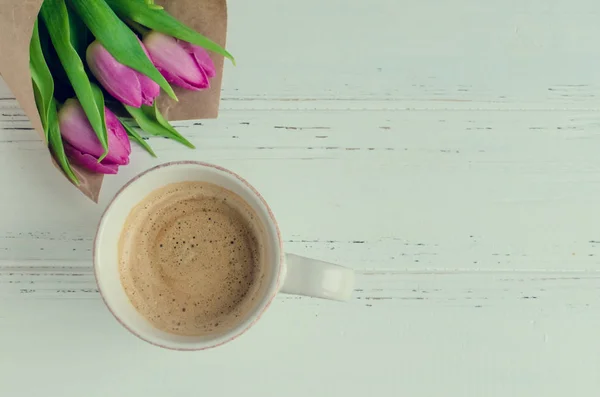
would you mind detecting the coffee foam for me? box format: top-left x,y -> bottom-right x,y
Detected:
118,181 -> 266,336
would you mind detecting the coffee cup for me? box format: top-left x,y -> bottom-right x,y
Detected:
94,161 -> 355,350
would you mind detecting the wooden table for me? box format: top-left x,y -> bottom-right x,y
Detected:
1,1 -> 600,395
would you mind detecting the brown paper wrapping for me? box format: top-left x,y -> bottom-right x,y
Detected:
0,0 -> 227,202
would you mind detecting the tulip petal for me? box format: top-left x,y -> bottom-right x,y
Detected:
154,64 -> 209,90
144,32 -> 208,90
138,38 -> 152,59
181,41 -> 216,78
59,99 -> 130,165
59,99 -> 106,158
137,40 -> 161,105
105,108 -> 131,157
87,41 -> 143,107
64,142 -> 119,174
139,74 -> 161,105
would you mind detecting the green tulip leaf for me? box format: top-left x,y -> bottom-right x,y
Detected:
67,5 -> 90,59
29,19 -> 54,143
90,83 -> 108,162
124,104 -> 195,149
126,19 -> 150,36
119,118 -> 157,157
48,99 -> 79,185
145,101 -> 186,139
145,102 -> 195,149
39,20 -> 73,101
40,0 -> 109,158
144,0 -> 162,8
105,0 -> 235,65
31,84 -> 47,142
67,0 -> 177,100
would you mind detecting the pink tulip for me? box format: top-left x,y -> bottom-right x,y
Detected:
59,99 -> 131,175
86,40 -> 160,107
143,31 -> 216,91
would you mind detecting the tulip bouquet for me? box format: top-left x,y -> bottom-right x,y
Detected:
28,0 -> 233,186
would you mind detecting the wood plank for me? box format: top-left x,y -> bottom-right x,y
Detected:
1,261 -> 599,308
0,268 -> 599,396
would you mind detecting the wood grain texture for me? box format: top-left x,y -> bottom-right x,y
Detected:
1,0 -> 600,395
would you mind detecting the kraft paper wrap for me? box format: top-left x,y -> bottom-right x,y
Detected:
0,0 -> 227,202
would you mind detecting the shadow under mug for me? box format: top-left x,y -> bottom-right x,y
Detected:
94,161 -> 355,350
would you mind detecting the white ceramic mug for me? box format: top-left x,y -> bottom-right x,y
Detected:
94,161 -> 355,350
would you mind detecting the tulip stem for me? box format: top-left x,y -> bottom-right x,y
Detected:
144,0 -> 163,10
127,19 -> 150,36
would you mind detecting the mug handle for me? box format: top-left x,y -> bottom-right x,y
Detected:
280,254 -> 355,301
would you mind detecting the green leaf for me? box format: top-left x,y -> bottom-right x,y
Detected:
126,19 -> 150,36
40,0 -> 109,157
39,19 -> 73,102
67,5 -> 90,58
120,118 -> 157,157
105,0 -> 235,65
29,19 -> 54,142
90,84 -> 108,161
145,101 -> 183,137
144,0 -> 163,9
124,104 -> 195,149
67,0 -> 177,100
48,99 -> 79,185
145,102 -> 195,149
31,85 -> 47,142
